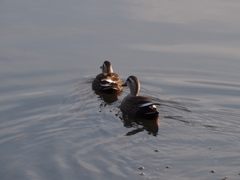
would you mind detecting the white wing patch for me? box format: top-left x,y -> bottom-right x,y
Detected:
101,79 -> 116,84
138,103 -> 159,108
100,78 -> 117,87
100,83 -> 112,87
138,102 -> 155,107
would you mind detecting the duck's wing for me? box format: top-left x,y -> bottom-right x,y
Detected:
134,97 -> 159,119
138,102 -> 160,107
102,73 -> 122,83
134,97 -> 160,107
120,96 -> 160,117
93,73 -> 123,92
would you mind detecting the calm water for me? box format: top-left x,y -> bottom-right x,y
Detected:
1,0 -> 240,179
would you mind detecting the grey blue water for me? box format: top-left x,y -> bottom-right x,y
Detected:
1,1 -> 240,179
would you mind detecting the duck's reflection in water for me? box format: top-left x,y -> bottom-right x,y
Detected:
94,90 -> 121,104
121,114 -> 159,136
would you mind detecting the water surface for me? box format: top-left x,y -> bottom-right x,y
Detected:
1,0 -> 240,180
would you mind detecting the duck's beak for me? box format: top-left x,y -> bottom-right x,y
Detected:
122,82 -> 127,87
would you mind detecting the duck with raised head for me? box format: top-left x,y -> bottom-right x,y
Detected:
120,76 -> 160,120
92,61 -> 123,94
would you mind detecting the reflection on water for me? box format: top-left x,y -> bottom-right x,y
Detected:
120,114 -> 159,136
1,69 -> 240,180
93,90 -> 121,104
1,0 -> 240,179
58,70 -> 240,179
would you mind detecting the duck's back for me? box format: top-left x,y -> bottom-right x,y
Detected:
120,96 -> 159,120
92,73 -> 123,93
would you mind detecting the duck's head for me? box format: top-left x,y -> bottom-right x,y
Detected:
122,75 -> 140,96
100,61 -> 113,73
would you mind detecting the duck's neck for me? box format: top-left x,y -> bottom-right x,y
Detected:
102,64 -> 113,73
129,80 -> 140,97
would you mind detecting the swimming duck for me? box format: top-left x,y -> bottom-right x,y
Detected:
92,61 -> 123,94
120,76 -> 160,120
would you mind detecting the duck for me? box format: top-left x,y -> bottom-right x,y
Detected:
92,61 -> 123,94
120,76 -> 160,120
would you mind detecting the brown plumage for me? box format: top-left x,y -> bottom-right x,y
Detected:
120,76 -> 160,120
92,61 -> 123,94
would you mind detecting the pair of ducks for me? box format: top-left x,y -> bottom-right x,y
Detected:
92,61 -> 160,120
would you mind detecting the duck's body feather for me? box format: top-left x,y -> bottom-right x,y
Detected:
120,76 -> 159,120
92,73 -> 123,93
121,96 -> 159,120
92,61 -> 123,94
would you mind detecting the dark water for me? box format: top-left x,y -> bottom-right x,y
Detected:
1,0 -> 240,180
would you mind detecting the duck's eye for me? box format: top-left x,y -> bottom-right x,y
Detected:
128,77 -> 134,82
